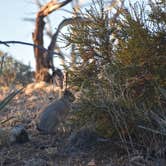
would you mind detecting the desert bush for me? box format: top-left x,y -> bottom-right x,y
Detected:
65,0 -> 166,153
0,51 -> 34,87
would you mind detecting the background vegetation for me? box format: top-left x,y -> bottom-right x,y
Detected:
0,51 -> 34,87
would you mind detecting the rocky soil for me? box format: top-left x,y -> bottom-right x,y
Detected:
0,82 -> 165,166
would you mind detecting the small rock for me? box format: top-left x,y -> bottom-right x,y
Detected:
0,125 -> 29,146
9,124 -> 29,144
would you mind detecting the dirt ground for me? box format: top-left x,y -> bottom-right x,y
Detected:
0,82 -> 165,166
0,83 -> 115,166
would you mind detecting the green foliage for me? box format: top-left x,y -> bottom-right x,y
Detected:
114,1 -> 166,105
66,0 -> 166,148
65,0 -> 115,88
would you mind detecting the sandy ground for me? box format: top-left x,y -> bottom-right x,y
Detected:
0,82 -> 165,166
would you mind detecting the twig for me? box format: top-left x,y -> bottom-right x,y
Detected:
0,40 -> 60,56
0,41 -> 10,47
0,116 -> 15,125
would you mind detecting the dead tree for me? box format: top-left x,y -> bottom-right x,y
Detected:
32,0 -> 72,82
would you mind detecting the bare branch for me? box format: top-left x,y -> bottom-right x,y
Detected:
0,116 -> 15,125
34,0 -> 43,8
0,40 -> 60,56
0,41 -> 10,47
34,0 -> 53,37
23,18 -> 36,22
33,0 -> 73,74
51,16 -> 90,46
47,16 -> 91,70
39,0 -> 72,17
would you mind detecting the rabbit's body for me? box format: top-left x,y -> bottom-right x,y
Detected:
37,90 -> 75,134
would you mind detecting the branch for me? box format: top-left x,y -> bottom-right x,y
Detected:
0,40 -> 60,56
0,41 -> 10,47
34,0 -> 53,38
47,16 -> 91,70
32,0 -> 73,72
49,16 -> 90,50
34,0 -> 43,8
39,0 -> 72,17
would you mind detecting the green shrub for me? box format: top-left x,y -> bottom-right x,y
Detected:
66,0 -> 166,150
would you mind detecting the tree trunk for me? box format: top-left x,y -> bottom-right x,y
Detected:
32,0 -> 72,82
33,14 -> 51,82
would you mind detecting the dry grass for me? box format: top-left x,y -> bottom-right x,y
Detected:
0,81 -> 165,165
0,82 -> 110,166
